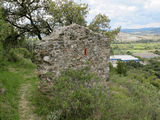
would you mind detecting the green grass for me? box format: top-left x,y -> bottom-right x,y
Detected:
0,58 -> 38,120
108,69 -> 160,119
111,42 -> 160,54
32,64 -> 160,120
0,41 -> 160,120
112,42 -> 160,54
0,71 -> 21,120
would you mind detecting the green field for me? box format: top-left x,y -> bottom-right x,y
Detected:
112,42 -> 160,55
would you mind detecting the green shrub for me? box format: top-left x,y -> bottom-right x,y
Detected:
125,60 -> 143,69
144,60 -> 160,78
109,62 -> 116,74
116,61 -> 127,76
109,62 -> 113,71
154,50 -> 160,55
15,48 -> 32,59
151,80 -> 160,88
109,70 -> 160,120
0,51 -> 8,71
23,38 -> 39,53
6,49 -> 22,62
34,67 -> 109,120
126,51 -> 132,55
3,48 -> 32,63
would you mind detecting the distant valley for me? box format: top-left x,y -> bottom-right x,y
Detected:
116,27 -> 160,42
121,27 -> 160,35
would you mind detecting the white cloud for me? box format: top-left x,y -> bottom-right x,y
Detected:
121,22 -> 160,29
77,0 -> 136,17
145,0 -> 160,10
75,0 -> 160,29
128,6 -> 137,11
142,22 -> 160,28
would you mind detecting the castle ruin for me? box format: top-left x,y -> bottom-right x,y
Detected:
35,24 -> 110,81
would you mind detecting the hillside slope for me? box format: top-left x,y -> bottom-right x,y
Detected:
116,32 -> 160,42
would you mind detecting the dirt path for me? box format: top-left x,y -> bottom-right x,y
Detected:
19,84 -> 41,120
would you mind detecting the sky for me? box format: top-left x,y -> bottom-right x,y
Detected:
75,0 -> 160,29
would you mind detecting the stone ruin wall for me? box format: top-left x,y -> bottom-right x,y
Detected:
35,24 -> 110,82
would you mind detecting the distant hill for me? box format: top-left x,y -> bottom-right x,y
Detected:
116,32 -> 160,42
121,27 -> 160,35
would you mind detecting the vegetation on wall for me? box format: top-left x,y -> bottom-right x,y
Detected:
32,61 -> 160,120
33,67 -> 110,120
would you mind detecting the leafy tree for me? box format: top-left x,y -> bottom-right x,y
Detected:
88,14 -> 120,56
126,60 -> 143,69
48,0 -> 88,26
1,0 -> 52,40
1,0 -> 88,40
88,13 -> 120,40
0,8 -> 8,45
0,7 -> 22,50
88,14 -> 111,33
116,61 -> 127,76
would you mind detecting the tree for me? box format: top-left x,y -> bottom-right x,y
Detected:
1,0 -> 89,40
1,0 -> 52,40
48,0 -> 88,27
88,13 -> 120,41
0,8 -> 19,49
88,13 -> 120,56
116,61 -> 127,76
0,7 -> 8,44
88,14 -> 110,33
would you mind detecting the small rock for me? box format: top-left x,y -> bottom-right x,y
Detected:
43,56 -> 50,62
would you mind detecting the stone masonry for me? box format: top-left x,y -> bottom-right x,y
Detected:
35,24 -> 110,81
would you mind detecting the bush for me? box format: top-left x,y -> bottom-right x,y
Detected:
116,61 -> 127,76
126,51 -> 132,55
125,60 -> 143,69
23,38 -> 39,53
109,70 -> 160,120
34,67 -> 109,120
6,49 -> 22,62
154,50 -> 160,55
151,80 -> 160,88
15,48 -> 32,59
4,48 -> 31,63
144,60 -> 160,78
0,48 -> 8,71
109,62 -> 114,71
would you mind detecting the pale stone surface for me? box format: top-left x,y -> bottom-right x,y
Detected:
43,56 -> 50,62
35,24 -> 110,81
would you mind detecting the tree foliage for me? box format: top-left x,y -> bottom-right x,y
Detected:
116,61 -> 127,76
1,0 -> 89,40
48,0 -> 88,27
1,0 -> 52,40
1,0 -> 117,41
88,13 -> 120,41
0,8 -> 24,50
0,8 -> 9,44
88,14 -> 111,33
